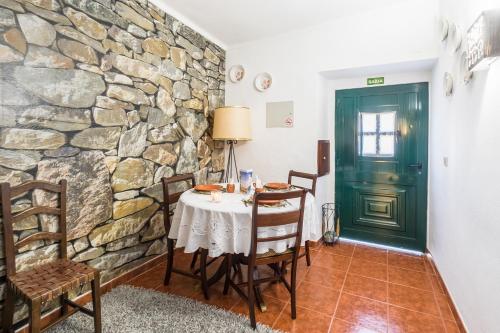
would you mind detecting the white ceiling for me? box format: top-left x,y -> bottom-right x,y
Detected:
157,0 -> 404,49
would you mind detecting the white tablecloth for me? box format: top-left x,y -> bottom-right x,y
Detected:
169,189 -> 321,257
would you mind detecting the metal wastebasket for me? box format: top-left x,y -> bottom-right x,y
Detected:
322,203 -> 339,245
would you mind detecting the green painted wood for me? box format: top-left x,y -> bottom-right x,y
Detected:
335,83 -> 428,251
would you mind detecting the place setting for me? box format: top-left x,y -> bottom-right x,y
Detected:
189,169 -> 299,208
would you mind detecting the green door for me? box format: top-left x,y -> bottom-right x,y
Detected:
335,83 -> 428,251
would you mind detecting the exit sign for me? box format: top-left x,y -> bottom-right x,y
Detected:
367,77 -> 385,85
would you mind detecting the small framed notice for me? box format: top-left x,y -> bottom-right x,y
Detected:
367,77 -> 385,85
266,101 -> 294,128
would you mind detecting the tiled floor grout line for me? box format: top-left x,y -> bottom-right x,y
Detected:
326,246 -> 354,333
339,289 -> 444,320
388,303 -> 444,321
347,270 -> 434,292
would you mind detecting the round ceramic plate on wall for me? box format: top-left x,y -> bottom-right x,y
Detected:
449,23 -> 462,52
439,17 -> 449,41
254,72 -> 272,92
460,51 -> 473,84
443,72 -> 454,96
229,65 -> 245,83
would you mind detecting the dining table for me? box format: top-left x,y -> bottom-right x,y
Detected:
168,184 -> 321,310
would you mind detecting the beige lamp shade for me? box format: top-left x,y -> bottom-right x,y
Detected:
213,106 -> 252,141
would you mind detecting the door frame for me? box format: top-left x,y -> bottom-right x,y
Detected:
334,82 -> 429,251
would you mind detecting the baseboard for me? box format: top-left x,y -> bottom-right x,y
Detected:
15,253 -> 166,333
425,249 -> 467,333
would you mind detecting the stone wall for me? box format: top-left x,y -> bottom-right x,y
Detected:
0,0 -> 225,317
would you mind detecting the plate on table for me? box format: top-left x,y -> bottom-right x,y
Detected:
264,182 -> 290,190
242,198 -> 285,207
258,199 -> 283,206
194,184 -> 223,193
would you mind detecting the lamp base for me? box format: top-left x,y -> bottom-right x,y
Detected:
223,140 -> 239,183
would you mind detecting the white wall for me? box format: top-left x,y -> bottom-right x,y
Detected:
428,0 -> 500,332
225,0 -> 438,213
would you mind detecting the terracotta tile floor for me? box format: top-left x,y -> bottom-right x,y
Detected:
124,241 -> 462,333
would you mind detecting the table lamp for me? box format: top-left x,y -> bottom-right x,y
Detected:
212,106 -> 251,182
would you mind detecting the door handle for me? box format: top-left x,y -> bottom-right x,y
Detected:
408,162 -> 423,172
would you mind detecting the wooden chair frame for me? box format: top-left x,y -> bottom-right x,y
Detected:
223,190 -> 307,328
161,174 -> 211,300
0,180 -> 101,333
287,170 -> 318,266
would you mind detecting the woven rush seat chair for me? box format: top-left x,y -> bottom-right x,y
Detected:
223,190 -> 307,329
287,170 -> 318,266
1,180 -> 101,333
161,174 -> 212,300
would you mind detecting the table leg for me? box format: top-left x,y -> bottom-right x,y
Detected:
206,256 -> 268,313
207,256 -> 227,287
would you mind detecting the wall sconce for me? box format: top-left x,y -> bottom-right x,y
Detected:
467,9 -> 500,71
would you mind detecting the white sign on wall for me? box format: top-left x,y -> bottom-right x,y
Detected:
266,101 -> 294,128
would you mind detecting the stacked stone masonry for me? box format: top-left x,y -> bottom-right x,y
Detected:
0,0 -> 225,320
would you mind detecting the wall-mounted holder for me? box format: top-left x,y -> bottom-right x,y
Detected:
467,9 -> 500,71
317,140 -> 330,177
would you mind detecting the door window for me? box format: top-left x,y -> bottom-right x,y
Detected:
358,111 -> 396,157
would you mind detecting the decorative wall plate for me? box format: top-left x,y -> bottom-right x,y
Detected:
443,72 -> 454,96
439,18 -> 449,41
229,65 -> 245,83
460,51 -> 473,84
254,72 -> 272,92
449,23 -> 462,52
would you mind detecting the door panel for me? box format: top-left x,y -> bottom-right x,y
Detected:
335,83 -> 428,251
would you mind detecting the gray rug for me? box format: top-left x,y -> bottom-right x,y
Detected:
48,285 -> 282,333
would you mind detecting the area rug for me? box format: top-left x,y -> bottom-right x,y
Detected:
48,285 -> 282,333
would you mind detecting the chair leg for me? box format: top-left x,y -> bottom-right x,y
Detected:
60,292 -> 69,317
305,240 -> 311,266
290,258 -> 298,320
29,299 -> 41,333
223,254 -> 233,295
200,248 -> 210,300
164,238 -> 175,285
247,265 -> 257,329
2,286 -> 15,333
91,273 -> 102,333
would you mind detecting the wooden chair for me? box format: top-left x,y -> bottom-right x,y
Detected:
0,180 -> 101,333
287,170 -> 318,266
161,174 -> 211,300
223,190 -> 307,329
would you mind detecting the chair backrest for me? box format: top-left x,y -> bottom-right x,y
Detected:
249,190 -> 307,262
0,180 -> 67,276
161,174 -> 196,233
288,170 -> 318,196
